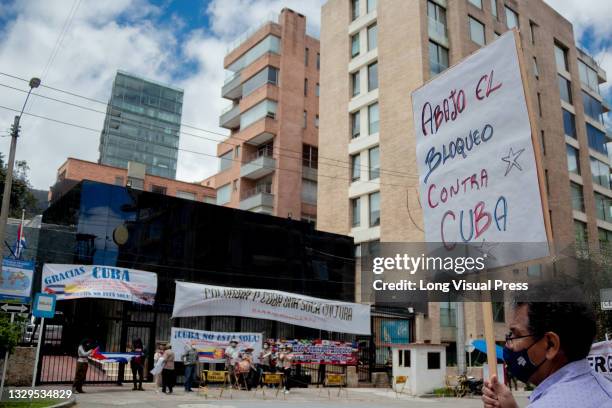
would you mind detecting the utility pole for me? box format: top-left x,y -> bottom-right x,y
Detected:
0,77 -> 40,276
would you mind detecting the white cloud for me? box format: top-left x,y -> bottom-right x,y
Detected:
543,0 -> 612,44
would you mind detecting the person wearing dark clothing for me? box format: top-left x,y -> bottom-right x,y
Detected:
72,339 -> 93,393
130,338 -> 145,391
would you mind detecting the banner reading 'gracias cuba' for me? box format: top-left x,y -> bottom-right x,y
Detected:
42,264 -> 157,305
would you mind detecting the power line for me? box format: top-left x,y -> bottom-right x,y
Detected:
0,71 -> 420,180
40,0 -> 82,80
0,103 -> 412,189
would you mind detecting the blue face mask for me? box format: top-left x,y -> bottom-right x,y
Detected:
503,337 -> 547,384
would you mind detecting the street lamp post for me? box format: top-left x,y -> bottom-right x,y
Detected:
0,77 -> 41,275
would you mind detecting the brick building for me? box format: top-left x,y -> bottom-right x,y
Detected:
209,8 -> 320,222
317,0 -> 610,361
49,158 -> 215,204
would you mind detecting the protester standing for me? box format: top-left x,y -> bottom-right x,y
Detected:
72,338 -> 93,394
224,339 -> 240,385
182,342 -> 198,392
279,344 -> 294,394
161,344 -> 175,394
153,343 -> 164,391
130,338 -> 145,391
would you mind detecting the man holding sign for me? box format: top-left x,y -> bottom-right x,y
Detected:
482,301 -> 612,407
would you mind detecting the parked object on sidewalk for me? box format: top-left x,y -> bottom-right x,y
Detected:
453,374 -> 483,397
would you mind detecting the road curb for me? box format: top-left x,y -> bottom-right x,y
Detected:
48,395 -> 77,408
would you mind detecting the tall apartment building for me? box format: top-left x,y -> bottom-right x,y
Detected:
98,71 -> 183,179
212,8 -> 320,221
319,0 -> 610,362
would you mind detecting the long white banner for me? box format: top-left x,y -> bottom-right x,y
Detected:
171,327 -> 262,363
42,264 -> 157,305
588,340 -> 612,382
172,282 -> 371,335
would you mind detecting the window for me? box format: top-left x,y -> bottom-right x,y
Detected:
351,33 -> 360,58
562,109 -> 576,138
566,145 -> 580,175
427,352 -> 441,369
399,350 -> 411,367
351,197 -> 361,227
429,41 -> 449,76
151,184 -> 167,195
301,179 -> 317,204
440,302 -> 456,327
570,182 -> 584,212
540,130 -> 546,155
505,6 -> 518,28
594,193 -> 612,222
304,78 -> 308,96
490,0 -> 497,17
114,176 -> 124,186
527,264 -> 542,277
234,145 -> 241,158
226,35 -> 280,72
554,43 -> 569,72
368,62 -> 378,91
219,150 -> 233,172
587,124 -> 608,155
529,20 -> 537,44
351,154 -> 361,181
217,183 -> 231,205
428,1 -> 447,38
303,144 -> 318,169
240,99 -> 277,129
599,228 -> 612,252
242,67 -> 279,97
315,114 -> 319,128
257,141 -> 273,158
369,146 -> 380,180
492,302 -> 505,322
304,47 -> 309,66
351,111 -> 361,138
303,110 -> 307,128
316,83 -> 320,97
537,92 -> 542,116
469,17 -> 485,46
591,158 -> 611,189
177,190 -> 196,200
367,0 -> 376,13
469,0 -> 482,8
316,53 -> 320,70
574,220 -> 588,244
233,180 -> 238,192
368,103 -> 379,134
352,71 -> 360,97
579,60 -> 600,94
582,91 -> 603,123
533,57 -> 539,79
367,24 -> 378,51
352,0 -> 360,21
558,75 -> 572,104
369,191 -> 380,226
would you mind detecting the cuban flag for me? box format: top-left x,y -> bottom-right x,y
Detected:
14,221 -> 26,259
91,347 -> 140,363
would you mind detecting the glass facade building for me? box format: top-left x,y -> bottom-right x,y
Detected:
98,71 -> 183,179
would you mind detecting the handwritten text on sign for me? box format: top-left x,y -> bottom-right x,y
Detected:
411,32 -> 548,266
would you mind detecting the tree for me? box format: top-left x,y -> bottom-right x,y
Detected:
0,313 -> 24,354
0,153 -> 37,218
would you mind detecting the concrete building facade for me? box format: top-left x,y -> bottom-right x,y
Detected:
212,8 -> 320,221
318,0 -> 610,360
98,71 -> 183,179
49,158 -> 215,204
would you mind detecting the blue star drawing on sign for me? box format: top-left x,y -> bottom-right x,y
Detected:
501,147 -> 525,176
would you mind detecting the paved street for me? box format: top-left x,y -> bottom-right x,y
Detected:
54,384 -> 532,408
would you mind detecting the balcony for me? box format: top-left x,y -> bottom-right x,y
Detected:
219,103 -> 240,129
222,72 -> 242,100
428,17 -> 448,47
240,151 -> 276,180
240,184 -> 274,213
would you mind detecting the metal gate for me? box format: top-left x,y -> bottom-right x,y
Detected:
37,299 -> 156,385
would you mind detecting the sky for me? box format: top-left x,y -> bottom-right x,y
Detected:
0,0 -> 609,190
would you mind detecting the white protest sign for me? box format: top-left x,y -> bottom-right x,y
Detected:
411,31 -> 548,266
42,264 -> 157,305
588,341 -> 612,382
172,281 -> 371,335
171,327 -> 262,363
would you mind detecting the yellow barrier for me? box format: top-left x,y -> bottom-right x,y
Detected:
198,370 -> 230,399
258,372 -> 284,400
320,373 -> 347,399
393,375 -> 408,397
